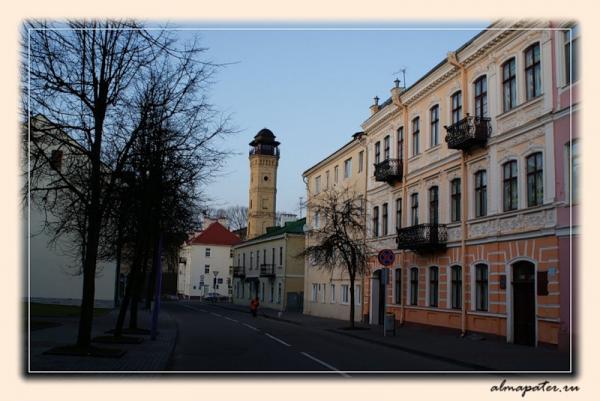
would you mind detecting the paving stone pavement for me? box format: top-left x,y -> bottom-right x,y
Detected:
27,307 -> 177,373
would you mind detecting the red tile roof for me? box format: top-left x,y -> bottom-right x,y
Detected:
187,222 -> 241,246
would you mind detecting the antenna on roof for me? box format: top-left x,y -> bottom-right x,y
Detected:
393,66 -> 407,87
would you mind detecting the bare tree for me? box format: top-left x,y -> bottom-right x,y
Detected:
24,20 -> 231,350
301,188 -> 370,328
205,205 -> 248,231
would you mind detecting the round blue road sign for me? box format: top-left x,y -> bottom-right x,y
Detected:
378,249 -> 395,266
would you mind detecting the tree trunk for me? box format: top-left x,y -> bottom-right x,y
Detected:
349,276 -> 355,329
114,269 -> 136,337
144,236 -> 159,310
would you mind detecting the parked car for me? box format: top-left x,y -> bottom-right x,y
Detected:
203,292 -> 227,303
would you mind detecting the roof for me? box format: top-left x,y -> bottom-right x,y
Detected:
302,132 -> 364,177
249,128 -> 280,146
239,218 -> 306,245
188,222 -> 241,246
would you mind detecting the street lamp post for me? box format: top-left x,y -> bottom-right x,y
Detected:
212,271 -> 219,303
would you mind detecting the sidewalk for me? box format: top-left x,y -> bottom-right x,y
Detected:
27,307 -> 177,372
205,301 -> 571,372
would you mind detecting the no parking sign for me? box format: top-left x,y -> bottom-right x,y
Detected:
377,249 -> 395,266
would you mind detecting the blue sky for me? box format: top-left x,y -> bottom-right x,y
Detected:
176,23 -> 489,216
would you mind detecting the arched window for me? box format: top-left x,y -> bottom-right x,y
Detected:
502,57 -> 517,111
526,152 -> 543,207
429,186 -> 439,224
474,170 -> 487,217
429,266 -> 439,307
451,91 -> 462,124
412,117 -> 420,156
474,76 -> 488,118
475,264 -> 489,311
430,105 -> 440,147
410,267 -> 419,306
524,43 -> 541,100
451,178 -> 461,222
503,160 -> 518,211
451,265 -> 462,309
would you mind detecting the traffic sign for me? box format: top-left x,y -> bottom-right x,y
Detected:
378,249 -> 395,266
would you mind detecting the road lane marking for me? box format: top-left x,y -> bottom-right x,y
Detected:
265,333 -> 291,347
300,352 -> 350,377
211,312 -> 223,317
224,317 -> 239,323
243,323 -> 259,331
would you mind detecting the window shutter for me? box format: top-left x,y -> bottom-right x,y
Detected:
537,271 -> 549,296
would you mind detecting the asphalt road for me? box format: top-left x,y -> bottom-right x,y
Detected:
164,301 -> 470,374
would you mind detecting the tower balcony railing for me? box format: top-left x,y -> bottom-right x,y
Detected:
396,223 -> 447,252
444,114 -> 491,151
259,264 -> 276,277
233,266 -> 246,278
374,158 -> 403,184
249,144 -> 280,157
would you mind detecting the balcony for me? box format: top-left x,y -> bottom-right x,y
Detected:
249,144 -> 280,157
233,266 -> 246,278
396,224 -> 447,252
259,264 -> 276,278
444,114 -> 491,151
374,158 -> 403,184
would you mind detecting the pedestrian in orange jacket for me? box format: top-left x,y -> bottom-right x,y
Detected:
250,297 -> 260,318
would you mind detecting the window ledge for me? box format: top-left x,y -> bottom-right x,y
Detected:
495,95 -> 544,121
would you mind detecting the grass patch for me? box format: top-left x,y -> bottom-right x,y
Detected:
27,302 -> 112,318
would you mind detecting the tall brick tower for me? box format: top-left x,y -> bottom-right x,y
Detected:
247,128 -> 280,239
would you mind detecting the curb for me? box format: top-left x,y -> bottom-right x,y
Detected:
161,309 -> 179,371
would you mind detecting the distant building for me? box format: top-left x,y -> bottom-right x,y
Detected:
232,218 -> 306,311
177,221 -> 241,299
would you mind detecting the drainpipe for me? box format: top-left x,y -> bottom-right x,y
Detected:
361,133 -> 369,322
448,52 -> 469,337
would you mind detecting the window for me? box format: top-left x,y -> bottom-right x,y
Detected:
330,284 -> 336,303
382,203 -> 388,236
410,268 -> 418,306
250,252 -> 253,270
451,91 -> 462,124
372,206 -> 379,237
394,268 -> 402,304
279,246 -> 283,265
564,25 -> 579,84
395,198 -> 402,230
475,264 -> 488,311
321,283 -> 326,303
314,211 -> 320,229
527,152 -> 544,207
565,139 -> 580,203
205,248 -> 211,257
375,142 -> 381,164
334,165 -> 339,183
451,266 -> 462,309
217,278 -> 223,284
412,117 -> 420,156
272,247 -> 276,264
384,135 -> 391,160
50,149 -> 63,171
474,76 -> 488,118
429,186 -> 439,224
242,253 -> 246,267
503,160 -> 518,211
312,283 -> 318,302
256,250 -> 260,269
410,193 -> 419,226
430,105 -> 439,147
475,170 -> 487,217
355,285 -> 361,305
325,170 -> 330,189
397,127 -> 404,160
260,282 -> 265,301
263,249 -> 267,266
451,178 -> 461,222
525,43 -> 541,100
204,265 -> 210,274
315,175 -> 321,194
344,158 -> 352,178
277,282 -> 282,304
429,266 -> 439,307
358,151 -> 364,173
341,284 -> 349,304
502,58 -> 517,112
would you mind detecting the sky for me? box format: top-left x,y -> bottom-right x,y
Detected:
174,23 -> 489,216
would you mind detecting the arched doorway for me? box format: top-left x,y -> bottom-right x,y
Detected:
370,269 -> 386,325
512,261 -> 536,346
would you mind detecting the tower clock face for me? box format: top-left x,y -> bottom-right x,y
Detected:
263,175 -> 269,182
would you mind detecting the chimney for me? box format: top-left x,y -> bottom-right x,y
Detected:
370,96 -> 380,115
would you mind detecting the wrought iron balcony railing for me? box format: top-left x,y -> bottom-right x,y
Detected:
444,114 -> 491,151
374,158 -> 403,184
259,264 -> 276,277
396,223 -> 447,252
233,266 -> 246,278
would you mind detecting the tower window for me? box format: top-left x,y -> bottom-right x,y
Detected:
263,175 -> 269,181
